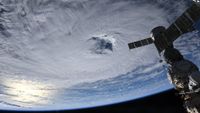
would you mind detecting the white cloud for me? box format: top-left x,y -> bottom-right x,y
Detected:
0,0 -> 192,109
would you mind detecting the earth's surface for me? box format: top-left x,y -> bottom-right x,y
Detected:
0,0 -> 199,111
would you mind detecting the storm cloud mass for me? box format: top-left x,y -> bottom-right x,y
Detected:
0,0 -> 198,111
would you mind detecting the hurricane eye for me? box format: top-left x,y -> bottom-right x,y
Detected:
88,35 -> 115,54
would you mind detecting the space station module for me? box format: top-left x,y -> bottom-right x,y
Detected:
163,47 -> 200,113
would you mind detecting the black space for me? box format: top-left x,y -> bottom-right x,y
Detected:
0,89 -> 187,113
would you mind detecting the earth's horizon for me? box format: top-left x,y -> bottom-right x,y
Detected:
0,0 -> 199,111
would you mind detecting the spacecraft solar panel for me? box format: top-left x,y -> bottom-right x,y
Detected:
128,3 -> 200,52
128,37 -> 154,49
165,3 -> 200,43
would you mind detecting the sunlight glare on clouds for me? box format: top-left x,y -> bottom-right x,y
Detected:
2,78 -> 54,106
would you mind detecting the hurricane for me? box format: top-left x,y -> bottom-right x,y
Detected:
0,0 -> 199,111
